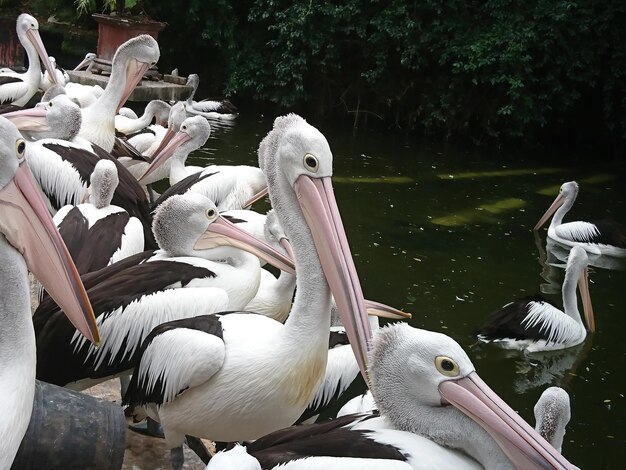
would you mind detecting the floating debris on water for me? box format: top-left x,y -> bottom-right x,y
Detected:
332,176 -> 414,184
437,168 -> 564,180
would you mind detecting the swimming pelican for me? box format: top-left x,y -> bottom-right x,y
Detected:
122,114 -> 373,469
0,116 -> 99,467
0,14 -> 58,105
534,181 -> 626,257
78,35 -> 160,152
474,245 -> 594,352
181,74 -> 237,120
205,323 -> 576,469
34,193 -> 293,390
53,160 -> 144,274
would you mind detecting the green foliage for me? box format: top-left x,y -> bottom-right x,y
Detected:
146,0 -> 626,146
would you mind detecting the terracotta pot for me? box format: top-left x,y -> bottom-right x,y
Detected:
92,13 -> 166,62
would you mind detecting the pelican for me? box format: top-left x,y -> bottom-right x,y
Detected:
115,99 -> 170,136
39,56 -> 69,91
0,14 -> 58,105
0,117 -> 99,467
122,114 -> 373,469
205,323 -> 576,470
64,82 -> 104,108
534,181 -> 626,257
153,164 -> 267,211
78,35 -> 160,152
534,387 -> 571,453
474,245 -> 594,352
53,160 -> 145,274
73,52 -> 96,72
34,193 -> 293,390
138,115 -> 211,185
181,74 -> 237,120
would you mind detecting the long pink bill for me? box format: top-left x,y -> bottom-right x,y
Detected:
534,193 -> 564,231
295,175 -> 372,383
243,186 -> 269,209
194,215 -> 295,274
0,163 -> 99,345
578,267 -> 595,332
439,372 -> 577,470
3,107 -> 49,132
137,130 -> 190,182
26,29 -> 57,85
118,59 -> 151,112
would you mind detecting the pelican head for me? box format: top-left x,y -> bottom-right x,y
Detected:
152,193 -> 293,271
264,209 -> 294,259
145,99 -> 171,126
87,160 -> 119,209
370,323 -> 576,470
0,117 -> 99,344
534,387 -> 571,452
3,94 -> 81,141
534,181 -> 579,230
259,113 -> 372,380
139,115 -> 210,182
185,73 -> 200,102
114,35 -> 160,111
16,14 -> 57,85
145,101 -> 188,159
73,52 -> 96,71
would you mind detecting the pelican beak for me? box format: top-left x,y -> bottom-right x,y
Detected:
194,215 -> 295,273
578,266 -> 595,332
534,193 -> 564,231
148,127 -> 176,158
137,130 -> 190,182
278,237 -> 410,321
2,106 -> 50,132
0,162 -> 100,345
118,59 -> 152,112
243,186 -> 269,209
440,372 -> 576,470
73,56 -> 92,71
26,28 -> 57,85
364,299 -> 412,319
295,175 -> 372,382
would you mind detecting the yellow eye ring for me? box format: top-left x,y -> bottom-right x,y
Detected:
435,356 -> 460,377
303,153 -> 319,173
15,139 -> 26,159
205,208 -> 216,219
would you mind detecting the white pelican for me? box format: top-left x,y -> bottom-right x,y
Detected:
78,35 -> 160,152
474,245 -> 594,352
153,164 -> 267,212
39,56 -> 69,91
64,81 -> 104,108
53,160 -> 144,274
0,14 -> 58,105
534,181 -> 626,257
115,99 -> 170,136
205,323 -> 576,470
0,117 -> 99,467
138,115 -> 211,185
34,193 -> 293,390
122,114 -> 373,469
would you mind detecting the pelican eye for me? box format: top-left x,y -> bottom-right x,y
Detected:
16,139 -> 26,159
48,101 -> 53,107
205,208 -> 217,219
435,356 -> 460,377
303,153 -> 319,172
182,125 -> 187,131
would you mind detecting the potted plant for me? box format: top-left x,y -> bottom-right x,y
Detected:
75,0 -> 166,62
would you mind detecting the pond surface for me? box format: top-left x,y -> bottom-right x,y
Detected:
186,112 -> 625,468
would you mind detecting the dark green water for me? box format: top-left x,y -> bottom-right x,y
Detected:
190,113 -> 625,468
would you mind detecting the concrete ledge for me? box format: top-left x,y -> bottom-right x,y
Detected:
67,70 -> 192,102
